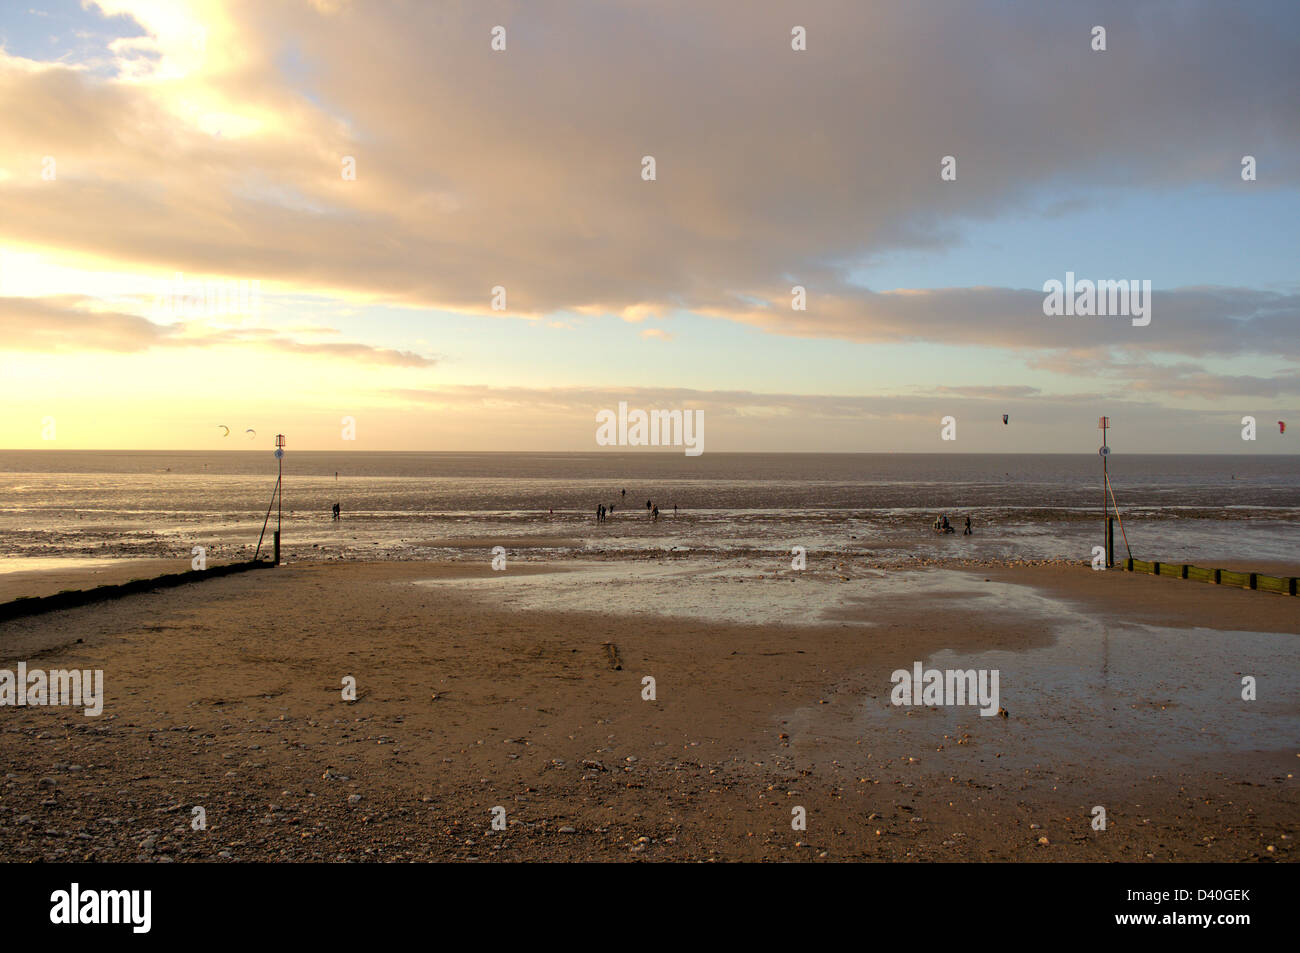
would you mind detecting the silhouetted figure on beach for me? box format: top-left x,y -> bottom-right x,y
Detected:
621,489 -> 626,499
597,504 -> 605,523
964,516 -> 972,535
652,505 -> 659,522
332,502 -> 340,521
646,500 -> 651,511
673,504 -> 678,517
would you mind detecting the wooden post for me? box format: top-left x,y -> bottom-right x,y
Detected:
1152,561 -> 1160,576
1213,568 -> 1221,584
275,434 -> 286,566
1249,572 -> 1258,590
1099,417 -> 1109,567
1181,564 -> 1189,579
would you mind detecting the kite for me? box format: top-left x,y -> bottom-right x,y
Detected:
1002,414 -> 1009,425
245,428 -> 257,440
1280,421 -> 1287,434
218,425 -> 229,437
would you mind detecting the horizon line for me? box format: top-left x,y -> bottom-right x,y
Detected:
2,448 -> 1297,457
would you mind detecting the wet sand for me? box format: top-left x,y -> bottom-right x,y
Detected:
0,560 -> 1294,862
412,536 -> 584,550
0,558 -> 192,602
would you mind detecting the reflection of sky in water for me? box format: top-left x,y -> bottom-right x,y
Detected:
832,575 -> 1295,773
850,622 -> 1298,773
421,564 -> 1298,772
0,555 -> 168,575
416,560 -> 896,627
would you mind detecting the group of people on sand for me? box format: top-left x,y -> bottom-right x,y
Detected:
595,489 -> 676,523
933,513 -> 972,535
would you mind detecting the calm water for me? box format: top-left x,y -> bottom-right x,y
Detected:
0,451 -> 1296,568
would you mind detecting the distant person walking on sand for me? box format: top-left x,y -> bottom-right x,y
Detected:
622,489 -> 626,499
652,504 -> 659,522
673,504 -> 677,517
332,502 -> 340,521
597,504 -> 605,523
964,515 -> 972,535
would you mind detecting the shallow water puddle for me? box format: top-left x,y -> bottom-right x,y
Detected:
414,559 -> 903,627
848,616 -> 1298,773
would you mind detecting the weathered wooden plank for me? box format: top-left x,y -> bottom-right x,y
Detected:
1119,560 -> 1295,595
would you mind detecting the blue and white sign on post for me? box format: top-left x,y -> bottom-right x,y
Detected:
274,448 -> 283,459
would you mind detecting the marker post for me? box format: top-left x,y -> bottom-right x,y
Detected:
274,435 -> 285,565
1099,416 -> 1111,567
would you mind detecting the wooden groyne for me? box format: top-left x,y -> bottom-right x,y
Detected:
1123,558 -> 1298,596
0,560 -> 276,623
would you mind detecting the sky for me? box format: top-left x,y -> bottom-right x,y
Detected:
0,0 -> 1297,453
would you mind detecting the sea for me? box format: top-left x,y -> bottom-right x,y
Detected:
0,451 -> 1296,572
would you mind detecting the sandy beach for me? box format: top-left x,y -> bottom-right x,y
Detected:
0,558 -> 193,603
0,558 -> 1293,862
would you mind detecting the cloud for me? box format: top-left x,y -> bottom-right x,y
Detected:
929,385 -> 1043,399
693,284 -> 1300,359
380,383 -> 1290,453
1029,355 -> 1300,399
0,295 -> 434,365
384,384 -> 1151,421
0,294 -> 166,351
1,0 -> 1295,344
